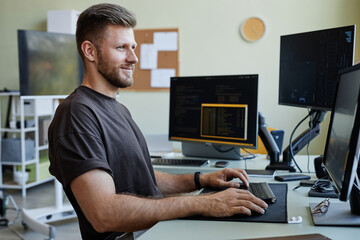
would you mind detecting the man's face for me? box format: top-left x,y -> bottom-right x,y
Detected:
97,25 -> 138,88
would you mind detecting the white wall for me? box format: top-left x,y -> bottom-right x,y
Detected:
1,0 -> 359,154
120,0 -> 360,155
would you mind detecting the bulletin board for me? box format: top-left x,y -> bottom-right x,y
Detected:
125,28 -> 179,91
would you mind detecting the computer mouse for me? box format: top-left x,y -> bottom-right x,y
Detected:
215,161 -> 229,168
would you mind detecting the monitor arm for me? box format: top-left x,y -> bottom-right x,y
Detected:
258,112 -> 280,163
264,110 -> 327,172
258,113 -> 295,171
282,110 -> 326,163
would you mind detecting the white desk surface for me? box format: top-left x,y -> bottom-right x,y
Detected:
139,154 -> 360,240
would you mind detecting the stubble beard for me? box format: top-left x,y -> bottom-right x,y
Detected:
97,55 -> 134,89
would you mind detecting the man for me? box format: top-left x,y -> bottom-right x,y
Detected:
48,3 -> 268,240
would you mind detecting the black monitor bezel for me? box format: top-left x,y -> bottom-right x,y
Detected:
278,25 -> 355,111
323,63 -> 360,202
168,74 -> 259,149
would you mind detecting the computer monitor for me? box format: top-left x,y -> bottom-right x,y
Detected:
270,25 -> 355,171
323,63 -> 360,215
279,25 -> 355,110
169,74 -> 258,160
18,29 -> 83,96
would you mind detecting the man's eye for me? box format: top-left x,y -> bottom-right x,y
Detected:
117,46 -> 124,50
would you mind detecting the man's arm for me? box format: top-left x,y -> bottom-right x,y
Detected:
155,168 -> 250,195
154,171 -> 197,195
71,169 -> 267,233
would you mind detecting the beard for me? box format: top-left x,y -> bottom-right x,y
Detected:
97,54 -> 135,89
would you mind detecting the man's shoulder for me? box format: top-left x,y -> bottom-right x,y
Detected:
56,86 -> 130,121
60,87 -> 98,110
51,88 -> 102,135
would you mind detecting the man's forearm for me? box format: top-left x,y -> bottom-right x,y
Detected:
72,169 -> 264,234
155,171 -> 199,195
100,192 -> 204,232
71,169 -> 205,233
106,186 -> 266,233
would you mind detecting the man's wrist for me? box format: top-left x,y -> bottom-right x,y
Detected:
194,171 -> 204,190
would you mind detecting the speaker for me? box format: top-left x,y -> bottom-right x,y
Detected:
314,155 -> 329,179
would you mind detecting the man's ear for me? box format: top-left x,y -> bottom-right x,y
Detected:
81,40 -> 97,62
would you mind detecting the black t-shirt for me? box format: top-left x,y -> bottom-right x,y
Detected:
48,86 -> 162,240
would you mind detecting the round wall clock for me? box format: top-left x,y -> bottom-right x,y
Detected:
240,17 -> 266,42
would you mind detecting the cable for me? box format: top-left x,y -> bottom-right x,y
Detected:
212,145 -> 239,157
306,109 -> 312,173
212,145 -> 234,153
354,174 -> 360,191
289,112 -> 312,172
241,148 -> 256,158
212,145 -> 256,161
311,178 -> 334,193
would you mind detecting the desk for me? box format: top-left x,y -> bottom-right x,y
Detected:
140,155 -> 360,240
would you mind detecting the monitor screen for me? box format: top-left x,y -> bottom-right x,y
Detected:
18,29 -> 83,96
323,63 -> 360,202
169,74 -> 258,152
278,25 -> 355,110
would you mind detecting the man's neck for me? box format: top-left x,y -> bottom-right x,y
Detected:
81,71 -> 119,99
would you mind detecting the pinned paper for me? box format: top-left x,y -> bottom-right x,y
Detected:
151,69 -> 176,88
140,44 -> 157,69
153,32 -> 178,51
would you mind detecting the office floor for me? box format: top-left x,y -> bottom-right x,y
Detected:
0,181 -> 81,240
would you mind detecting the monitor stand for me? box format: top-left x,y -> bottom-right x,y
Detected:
310,202 -> 360,226
181,142 -> 242,160
310,185 -> 360,226
267,110 -> 326,172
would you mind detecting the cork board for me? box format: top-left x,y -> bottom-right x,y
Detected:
125,28 -> 179,91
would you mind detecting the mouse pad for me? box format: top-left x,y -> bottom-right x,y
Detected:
184,183 -> 288,223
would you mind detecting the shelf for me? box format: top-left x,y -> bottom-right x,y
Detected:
1,159 -> 37,166
38,145 -> 49,151
20,95 -> 67,100
0,91 -> 19,97
0,127 -> 36,133
0,95 -> 62,197
14,113 -> 53,118
1,176 -> 54,189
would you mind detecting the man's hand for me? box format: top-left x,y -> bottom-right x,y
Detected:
200,168 -> 250,189
200,188 -> 268,217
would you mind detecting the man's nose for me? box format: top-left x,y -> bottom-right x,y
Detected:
127,50 -> 138,64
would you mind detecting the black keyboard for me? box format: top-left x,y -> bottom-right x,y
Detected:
242,182 -> 277,203
151,158 -> 209,167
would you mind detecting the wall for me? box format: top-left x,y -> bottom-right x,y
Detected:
1,0 -> 359,155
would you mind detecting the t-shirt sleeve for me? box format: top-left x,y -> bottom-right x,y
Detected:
49,99 -> 112,188
52,132 -> 112,187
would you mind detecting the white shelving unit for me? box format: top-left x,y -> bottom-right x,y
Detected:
0,93 -> 66,197
1,93 -> 77,239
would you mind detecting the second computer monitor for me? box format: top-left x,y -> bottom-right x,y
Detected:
323,63 -> 360,206
278,25 -> 355,110
169,74 -> 258,159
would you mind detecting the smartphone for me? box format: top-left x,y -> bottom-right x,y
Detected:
274,174 -> 311,182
